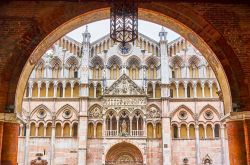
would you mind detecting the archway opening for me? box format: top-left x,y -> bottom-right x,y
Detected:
105,142 -> 143,165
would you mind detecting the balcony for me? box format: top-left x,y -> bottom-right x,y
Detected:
105,130 -> 145,138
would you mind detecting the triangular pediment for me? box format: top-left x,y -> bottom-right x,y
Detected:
104,74 -> 145,96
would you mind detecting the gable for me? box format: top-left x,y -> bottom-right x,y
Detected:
104,74 -> 145,96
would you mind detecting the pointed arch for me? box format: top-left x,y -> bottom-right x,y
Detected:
30,104 -> 51,118
199,104 -> 220,118
56,104 -> 78,118
90,55 -> 104,68
107,55 -> 122,68
170,104 -> 194,119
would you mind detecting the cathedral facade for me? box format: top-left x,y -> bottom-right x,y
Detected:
17,27 -> 229,165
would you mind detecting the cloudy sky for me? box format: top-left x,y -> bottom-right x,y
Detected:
67,19 -> 180,43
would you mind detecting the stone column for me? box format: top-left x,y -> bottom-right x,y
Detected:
144,117 -> 147,137
62,81 -> 66,98
78,98 -> 88,165
35,125 -> 38,136
153,83 -> 156,98
53,82 -> 57,98
0,113 -> 19,165
152,124 -> 155,138
176,82 -> 179,98
38,81 -> 41,98
50,116 -> 56,165
195,124 -> 200,165
209,82 -> 213,98
184,82 -> 188,98
193,82 -> 197,98
129,117 -> 132,136
70,82 -> 74,98
103,116 -> 106,137
116,117 -> 119,136
178,126 -> 181,138
94,84 -> 97,98
220,125 -> 226,165
29,82 -> 33,98
201,81 -> 205,98
24,119 -> 30,165
93,125 -> 96,138
45,81 -> 49,98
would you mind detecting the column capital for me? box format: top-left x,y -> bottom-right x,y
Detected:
221,111 -> 250,122
0,113 -> 18,123
45,81 -> 50,88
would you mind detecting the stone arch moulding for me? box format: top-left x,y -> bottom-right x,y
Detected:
15,4 -> 234,115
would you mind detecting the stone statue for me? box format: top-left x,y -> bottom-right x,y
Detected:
121,120 -> 128,136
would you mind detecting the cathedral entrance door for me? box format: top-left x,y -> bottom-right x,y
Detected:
105,142 -> 143,165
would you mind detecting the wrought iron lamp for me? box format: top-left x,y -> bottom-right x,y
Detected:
110,0 -> 138,46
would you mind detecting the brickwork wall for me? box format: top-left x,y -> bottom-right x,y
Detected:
0,1 -> 249,113
227,120 -> 247,165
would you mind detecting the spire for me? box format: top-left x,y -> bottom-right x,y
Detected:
82,25 -> 91,43
159,26 -> 167,41
161,26 -> 165,33
84,25 -> 89,33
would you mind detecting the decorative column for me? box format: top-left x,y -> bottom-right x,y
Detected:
50,116 -> 56,165
178,126 -> 181,138
94,84 -> 97,98
62,81 -> 66,98
53,81 -> 58,98
143,117 -> 146,137
193,81 -> 197,98
176,82 -> 179,98
45,81 -> 50,98
153,83 -> 156,98
116,117 -> 119,136
212,126 -> 215,138
24,117 -> 30,165
29,81 -> 33,98
35,125 -> 38,136
195,123 -> 200,165
103,116 -> 106,137
204,125 -> 207,139
93,125 -> 96,138
209,81 -> 213,98
220,125 -> 226,165
153,125 -> 156,138
70,82 -> 74,98
184,81 -> 188,98
201,81 -> 205,98
187,126 -> 190,139
130,117 -> 132,136
38,81 -> 42,98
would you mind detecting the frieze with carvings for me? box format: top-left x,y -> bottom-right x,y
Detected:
103,97 -> 146,106
89,107 -> 102,118
104,74 -> 145,96
147,106 -> 161,118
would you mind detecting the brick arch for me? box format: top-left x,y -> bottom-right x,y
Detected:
8,4 -> 239,116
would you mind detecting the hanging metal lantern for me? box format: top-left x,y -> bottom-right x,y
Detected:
110,0 -> 138,46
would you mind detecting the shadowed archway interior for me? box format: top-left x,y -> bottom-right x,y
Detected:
105,142 -> 143,165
